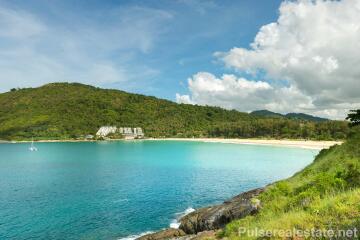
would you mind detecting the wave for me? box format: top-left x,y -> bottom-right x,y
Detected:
118,231 -> 154,240
119,207 -> 195,239
169,207 -> 195,229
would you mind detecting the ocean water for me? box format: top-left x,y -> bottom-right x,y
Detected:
0,141 -> 318,240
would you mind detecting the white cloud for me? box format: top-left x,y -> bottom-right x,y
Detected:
0,7 -> 45,38
180,0 -> 360,119
178,72 -> 318,112
0,5 -> 172,92
176,93 -> 194,104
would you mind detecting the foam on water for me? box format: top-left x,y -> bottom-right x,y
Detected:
120,207 -> 196,239
169,207 -> 195,229
118,231 -> 154,240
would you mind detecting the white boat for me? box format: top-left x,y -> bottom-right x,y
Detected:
29,138 -> 38,151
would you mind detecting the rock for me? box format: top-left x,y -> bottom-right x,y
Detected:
172,230 -> 216,240
179,188 -> 264,234
137,187 -> 265,240
137,228 -> 186,240
190,230 -> 217,240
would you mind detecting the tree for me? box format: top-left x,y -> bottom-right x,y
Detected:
346,109 -> 360,127
10,88 -> 17,92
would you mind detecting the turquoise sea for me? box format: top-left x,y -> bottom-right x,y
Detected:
0,141 -> 318,240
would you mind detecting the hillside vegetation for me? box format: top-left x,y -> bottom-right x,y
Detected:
251,110 -> 329,122
223,126 -> 360,239
0,83 -> 349,140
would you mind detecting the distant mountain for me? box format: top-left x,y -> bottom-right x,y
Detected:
0,83 -> 346,140
251,110 -> 328,122
250,110 -> 284,118
285,112 -> 328,122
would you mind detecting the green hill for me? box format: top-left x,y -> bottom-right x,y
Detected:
0,82 -> 349,140
250,110 -> 284,118
251,110 -> 329,122
223,126 -> 360,239
286,112 -> 328,122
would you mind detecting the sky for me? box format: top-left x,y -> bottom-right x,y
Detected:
0,0 -> 359,119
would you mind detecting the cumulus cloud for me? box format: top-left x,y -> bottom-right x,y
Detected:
179,0 -> 360,119
176,93 -> 194,104
176,72 -> 314,113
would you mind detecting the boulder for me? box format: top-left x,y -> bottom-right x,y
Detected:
179,188 -> 264,234
137,228 -> 186,240
172,230 -> 216,240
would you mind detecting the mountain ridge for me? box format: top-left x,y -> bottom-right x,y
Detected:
0,82 -> 348,140
251,109 -> 329,122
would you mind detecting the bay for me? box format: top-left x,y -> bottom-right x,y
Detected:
0,141 -> 317,240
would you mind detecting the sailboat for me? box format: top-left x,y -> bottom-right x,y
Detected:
29,138 -> 38,151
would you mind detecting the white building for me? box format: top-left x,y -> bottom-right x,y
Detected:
123,127 -> 133,135
136,127 -> 144,138
96,126 -> 117,137
96,126 -> 144,138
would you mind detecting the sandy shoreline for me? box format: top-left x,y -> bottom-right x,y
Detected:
144,138 -> 342,150
1,138 -> 342,149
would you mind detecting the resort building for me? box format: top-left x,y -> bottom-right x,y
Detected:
96,126 -> 117,137
96,126 -> 144,139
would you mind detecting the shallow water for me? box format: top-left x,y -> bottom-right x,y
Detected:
0,141 -> 318,239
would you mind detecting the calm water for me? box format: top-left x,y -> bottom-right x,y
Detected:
0,141 -> 318,240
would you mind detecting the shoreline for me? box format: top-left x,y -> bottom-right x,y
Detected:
133,139 -> 341,240
145,138 -> 342,150
1,137 -> 345,240
1,138 -> 342,150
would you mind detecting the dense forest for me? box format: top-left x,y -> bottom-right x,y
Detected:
0,83 -> 349,141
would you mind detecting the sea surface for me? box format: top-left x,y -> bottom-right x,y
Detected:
0,141 -> 318,240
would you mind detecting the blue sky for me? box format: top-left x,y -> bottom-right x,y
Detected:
0,0 -> 359,119
0,0 -> 281,98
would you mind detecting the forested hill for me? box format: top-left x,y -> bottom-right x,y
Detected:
251,110 -> 329,122
0,83 -> 349,140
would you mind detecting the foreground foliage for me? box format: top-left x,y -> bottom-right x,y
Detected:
0,83 -> 349,140
223,126 -> 360,239
346,109 -> 360,127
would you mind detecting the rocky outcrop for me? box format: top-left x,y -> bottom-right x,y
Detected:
136,187 -> 264,240
137,228 -> 186,240
138,230 -> 216,240
173,230 -> 217,240
179,188 -> 264,234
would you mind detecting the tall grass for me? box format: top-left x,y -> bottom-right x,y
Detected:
223,127 -> 360,239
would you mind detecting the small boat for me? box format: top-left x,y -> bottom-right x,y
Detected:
29,138 -> 38,151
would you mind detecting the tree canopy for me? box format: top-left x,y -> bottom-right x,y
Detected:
346,109 -> 360,127
0,82 -> 349,141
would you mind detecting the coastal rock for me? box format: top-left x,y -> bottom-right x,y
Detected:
172,230 -> 216,240
137,228 -> 186,240
179,188 -> 264,234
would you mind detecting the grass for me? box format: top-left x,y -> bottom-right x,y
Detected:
222,126 -> 360,239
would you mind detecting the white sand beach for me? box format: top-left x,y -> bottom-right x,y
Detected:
3,138 -> 342,150
146,138 -> 342,150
